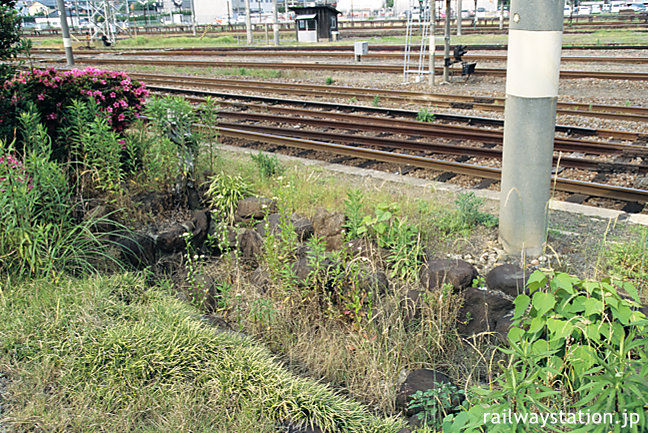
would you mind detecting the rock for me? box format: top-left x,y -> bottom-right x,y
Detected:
633,176 -> 648,190
83,204 -> 118,233
402,289 -> 423,322
132,191 -> 167,214
348,266 -> 389,295
115,232 -> 156,268
456,287 -> 514,338
236,197 -> 277,220
157,223 -> 190,253
206,220 -> 237,254
395,369 -> 454,415
255,213 -> 282,237
183,273 -> 217,311
205,314 -> 232,331
485,264 -> 531,298
255,213 -> 313,242
311,208 -> 346,251
419,259 -> 477,292
291,214 -> 314,242
494,313 -> 513,344
249,267 -> 273,292
190,210 -> 211,247
237,229 -> 264,265
408,413 -> 425,429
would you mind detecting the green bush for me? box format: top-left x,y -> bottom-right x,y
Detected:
0,108 -> 120,278
251,151 -> 284,179
205,173 -> 252,224
444,271 -> 648,433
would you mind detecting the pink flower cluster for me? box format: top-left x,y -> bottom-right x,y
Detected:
3,67 -> 149,133
0,154 -> 33,191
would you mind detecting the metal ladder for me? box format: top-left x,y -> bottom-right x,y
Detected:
402,0 -> 432,84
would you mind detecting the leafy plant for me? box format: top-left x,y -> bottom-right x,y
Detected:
409,383 -> 466,429
604,226 -> 648,297
443,272 -> 648,433
205,173 -> 252,225
342,189 -> 365,240
196,96 -> 220,172
372,95 -> 381,107
250,151 -> 284,179
417,108 -> 436,122
325,76 -> 334,85
348,97 -> 358,104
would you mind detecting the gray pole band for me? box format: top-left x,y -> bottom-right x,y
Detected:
509,0 -> 564,31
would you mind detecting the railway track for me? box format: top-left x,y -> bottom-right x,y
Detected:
44,56 -> 648,81
133,73 -> 648,125
144,84 -> 648,205
30,48 -> 648,65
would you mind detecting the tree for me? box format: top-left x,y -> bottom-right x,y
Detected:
0,0 -> 31,81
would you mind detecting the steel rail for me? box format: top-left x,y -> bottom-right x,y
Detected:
147,84 -> 647,143
215,120 -> 648,173
30,48 -> 648,64
135,74 -> 648,125
217,126 -> 648,203
47,56 -> 648,81
216,110 -> 647,158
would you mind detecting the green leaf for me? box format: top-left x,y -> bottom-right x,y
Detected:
552,272 -> 575,294
568,295 -> 587,313
507,326 -> 523,344
547,318 -> 573,339
622,281 -> 640,303
532,292 -> 556,317
526,270 -> 547,294
567,345 -> 597,375
529,316 -> 545,334
513,294 -> 530,320
583,298 -> 603,316
613,305 -> 633,325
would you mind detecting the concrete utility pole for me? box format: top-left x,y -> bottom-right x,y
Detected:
428,2 -> 435,86
245,0 -> 253,44
56,0 -> 74,65
499,0 -> 564,257
498,0 -> 504,30
189,0 -> 196,36
442,0 -> 451,82
272,0 -> 279,46
457,0 -> 461,36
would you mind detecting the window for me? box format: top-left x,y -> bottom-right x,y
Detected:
329,15 -> 337,29
306,19 -> 316,30
298,19 -> 306,30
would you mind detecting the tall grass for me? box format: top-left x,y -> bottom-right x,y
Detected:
0,274 -> 404,432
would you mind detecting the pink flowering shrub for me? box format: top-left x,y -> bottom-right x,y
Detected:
0,67 -> 148,143
0,153 -> 32,192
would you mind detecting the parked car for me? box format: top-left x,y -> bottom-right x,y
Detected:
475,7 -> 487,17
564,5 -> 572,16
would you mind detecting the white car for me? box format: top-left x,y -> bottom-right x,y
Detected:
564,5 -> 572,16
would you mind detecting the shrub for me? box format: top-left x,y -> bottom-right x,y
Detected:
1,66 -> 148,148
250,151 -> 284,179
444,272 -> 648,433
205,173 -> 252,225
0,109 -> 120,277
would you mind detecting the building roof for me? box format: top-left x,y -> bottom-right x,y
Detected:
289,5 -> 341,14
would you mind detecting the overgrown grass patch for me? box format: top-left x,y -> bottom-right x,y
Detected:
0,274 -> 403,432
